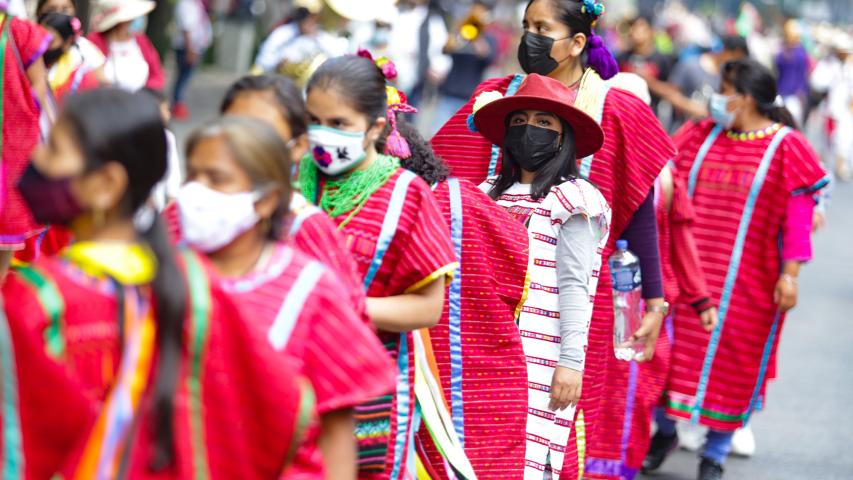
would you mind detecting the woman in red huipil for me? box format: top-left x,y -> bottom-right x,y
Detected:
174,116 -> 396,479
1,88 -> 314,479
645,59 -> 828,480
0,10 -> 51,279
431,1 -> 674,477
302,55 -> 457,479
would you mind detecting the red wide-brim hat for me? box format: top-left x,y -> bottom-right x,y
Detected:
473,74 -> 605,160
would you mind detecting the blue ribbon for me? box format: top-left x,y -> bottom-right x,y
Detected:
690,127 -> 791,423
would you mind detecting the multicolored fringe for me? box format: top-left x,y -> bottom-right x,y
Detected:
412,329 -> 478,480
72,288 -> 156,479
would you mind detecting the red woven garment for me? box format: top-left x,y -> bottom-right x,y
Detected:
432,74 -> 675,480
2,251 -> 315,478
326,168 -> 455,479
666,120 -> 827,432
0,18 -> 51,249
417,179 -> 529,478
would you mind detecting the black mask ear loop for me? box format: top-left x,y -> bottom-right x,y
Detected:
551,35 -> 575,65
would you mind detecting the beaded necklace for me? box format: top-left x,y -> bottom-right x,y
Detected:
725,123 -> 782,141
299,153 -> 400,229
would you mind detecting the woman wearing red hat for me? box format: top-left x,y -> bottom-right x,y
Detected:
431,1 -> 675,478
472,73 -> 611,480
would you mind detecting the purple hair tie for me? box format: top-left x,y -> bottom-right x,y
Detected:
586,34 -> 619,80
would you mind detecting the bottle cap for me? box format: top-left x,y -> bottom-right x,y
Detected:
616,239 -> 628,250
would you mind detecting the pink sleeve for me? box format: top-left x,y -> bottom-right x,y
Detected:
781,194 -> 816,263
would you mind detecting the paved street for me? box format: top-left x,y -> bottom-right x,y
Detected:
643,180 -> 853,479
174,68 -> 853,480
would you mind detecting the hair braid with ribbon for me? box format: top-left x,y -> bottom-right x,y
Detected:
356,48 -> 418,159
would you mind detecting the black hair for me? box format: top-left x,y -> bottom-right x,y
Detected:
38,12 -> 75,41
376,120 -> 449,185
526,0 -> 598,38
721,35 -> 750,56
306,55 -> 388,124
61,88 -> 186,470
36,0 -> 76,16
489,117 -> 579,201
722,59 -> 798,129
220,74 -> 308,138
140,87 -> 167,105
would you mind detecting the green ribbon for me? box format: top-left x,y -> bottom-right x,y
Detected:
15,265 -> 66,359
180,250 -> 212,480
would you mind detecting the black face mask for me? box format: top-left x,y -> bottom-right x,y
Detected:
518,32 -> 567,76
43,47 -> 64,67
17,162 -> 84,225
504,124 -> 561,172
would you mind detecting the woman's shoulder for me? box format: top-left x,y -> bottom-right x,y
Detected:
389,166 -> 434,198
549,177 -> 610,217
778,127 -> 817,154
3,258 -> 58,304
672,118 -> 717,151
478,176 -> 498,193
605,86 -> 654,114
85,31 -> 108,53
473,74 -> 521,98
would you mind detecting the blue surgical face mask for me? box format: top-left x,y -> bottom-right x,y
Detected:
129,16 -> 147,34
709,93 -> 736,129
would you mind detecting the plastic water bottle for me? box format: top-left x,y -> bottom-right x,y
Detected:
610,240 -> 644,361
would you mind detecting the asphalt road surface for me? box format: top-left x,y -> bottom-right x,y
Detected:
642,181 -> 853,480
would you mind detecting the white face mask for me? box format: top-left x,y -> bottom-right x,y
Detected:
177,182 -> 263,253
308,125 -> 368,176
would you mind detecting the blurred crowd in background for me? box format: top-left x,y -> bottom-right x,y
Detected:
153,0 -> 851,183
19,0 -> 853,189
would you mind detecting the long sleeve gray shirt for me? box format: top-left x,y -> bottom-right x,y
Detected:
555,215 -> 601,372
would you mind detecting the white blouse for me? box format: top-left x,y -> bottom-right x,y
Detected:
104,39 -> 149,92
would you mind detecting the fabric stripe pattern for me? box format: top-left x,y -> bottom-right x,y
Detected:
689,127 -> 791,422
